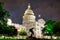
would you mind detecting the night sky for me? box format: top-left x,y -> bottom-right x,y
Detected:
0,0 -> 60,24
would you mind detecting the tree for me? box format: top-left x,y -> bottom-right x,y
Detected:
5,26 -> 18,36
9,26 -> 18,36
53,21 -> 60,36
0,2 -> 10,35
29,28 -> 34,37
19,29 -> 27,36
42,20 -> 56,39
19,29 -> 27,38
0,2 -> 10,25
0,2 -> 18,36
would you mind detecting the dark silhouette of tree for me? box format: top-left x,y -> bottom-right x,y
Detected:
7,26 -> 18,36
53,21 -> 60,36
29,28 -> 34,37
0,2 -> 18,36
0,2 -> 10,25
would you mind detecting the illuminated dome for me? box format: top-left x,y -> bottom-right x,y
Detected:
24,4 -> 34,15
23,3 -> 36,21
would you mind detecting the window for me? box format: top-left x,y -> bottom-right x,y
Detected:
37,24 -> 39,26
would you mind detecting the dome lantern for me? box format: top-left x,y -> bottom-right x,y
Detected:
28,3 -> 30,9
24,3 -> 34,15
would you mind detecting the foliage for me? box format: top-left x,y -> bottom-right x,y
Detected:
42,20 -> 56,40
19,29 -> 27,36
0,23 -> 18,36
42,20 -> 60,39
42,20 -> 56,35
0,2 -> 10,25
0,2 -> 18,36
53,21 -> 60,36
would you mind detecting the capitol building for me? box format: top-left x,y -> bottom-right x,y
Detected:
7,4 -> 46,38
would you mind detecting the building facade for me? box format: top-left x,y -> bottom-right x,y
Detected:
7,4 -> 46,38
